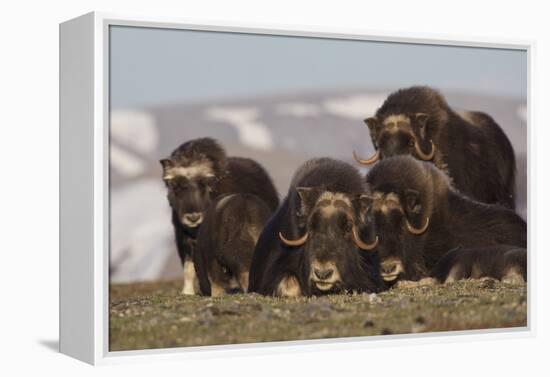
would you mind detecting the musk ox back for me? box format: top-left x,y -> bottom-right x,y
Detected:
194,194 -> 272,296
249,158 -> 383,297
364,156 -> 526,285
160,137 -> 279,294
354,86 -> 516,209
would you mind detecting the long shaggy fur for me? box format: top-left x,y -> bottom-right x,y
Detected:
367,86 -> 516,209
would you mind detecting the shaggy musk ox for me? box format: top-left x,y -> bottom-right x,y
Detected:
364,156 -> 526,285
194,194 -> 272,296
248,158 -> 384,297
354,86 -> 516,209
160,138 -> 279,295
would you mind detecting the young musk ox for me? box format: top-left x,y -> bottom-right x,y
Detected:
353,86 -> 517,209
364,156 -> 526,286
194,193 -> 272,296
248,158 -> 384,297
160,138 -> 279,295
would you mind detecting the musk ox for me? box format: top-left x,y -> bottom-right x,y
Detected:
353,86 -> 516,209
248,158 -> 384,297
364,156 -> 526,285
193,193 -> 272,296
431,245 -> 527,284
160,138 -> 279,294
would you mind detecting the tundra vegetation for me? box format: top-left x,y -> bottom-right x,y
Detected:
110,278 -> 526,351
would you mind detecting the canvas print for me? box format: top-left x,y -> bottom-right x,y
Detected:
108,26 -> 527,351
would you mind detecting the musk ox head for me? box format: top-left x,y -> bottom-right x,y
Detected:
160,138 -> 227,229
353,113 -> 435,165
353,87 -> 451,166
368,190 -> 430,284
365,156 -> 445,284
279,188 -> 379,295
205,194 -> 271,297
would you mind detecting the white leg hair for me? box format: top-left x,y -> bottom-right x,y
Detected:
181,256 -> 197,295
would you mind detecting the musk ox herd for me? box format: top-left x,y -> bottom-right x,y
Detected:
160,86 -> 527,297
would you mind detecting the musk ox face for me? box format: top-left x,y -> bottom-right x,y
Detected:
209,248 -> 251,296
353,113 -> 435,165
368,190 -> 430,284
160,158 -> 218,229
161,138 -> 227,229
279,188 -> 378,294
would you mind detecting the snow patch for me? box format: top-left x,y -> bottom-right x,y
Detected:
111,110 -> 158,153
110,144 -> 146,177
206,106 -> 273,151
324,94 -> 387,120
110,179 -> 174,283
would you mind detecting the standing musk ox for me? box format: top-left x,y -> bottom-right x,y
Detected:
353,86 -> 517,209
364,156 -> 526,285
160,138 -> 279,295
194,193 -> 272,296
248,158 -> 384,297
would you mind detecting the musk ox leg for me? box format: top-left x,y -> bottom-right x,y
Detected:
275,275 -> 302,298
181,255 -> 199,295
444,264 -> 466,283
501,266 -> 526,284
434,247 -> 527,284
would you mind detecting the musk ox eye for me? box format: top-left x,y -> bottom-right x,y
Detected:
409,139 -> 415,147
222,265 -> 230,276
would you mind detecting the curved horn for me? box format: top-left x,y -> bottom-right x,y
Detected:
352,226 -> 379,251
352,150 -> 380,165
279,231 -> 308,247
405,217 -> 430,235
414,140 -> 435,161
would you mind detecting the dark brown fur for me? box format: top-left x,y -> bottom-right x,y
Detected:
249,158 -> 384,296
431,245 -> 527,283
194,194 -> 272,296
160,138 -> 279,292
363,86 -> 516,209
365,156 -> 526,285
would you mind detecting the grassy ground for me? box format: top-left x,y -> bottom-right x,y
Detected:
109,278 -> 527,351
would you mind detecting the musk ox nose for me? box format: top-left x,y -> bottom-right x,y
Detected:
182,212 -> 203,227
381,263 -> 398,275
314,267 -> 334,281
380,258 -> 404,282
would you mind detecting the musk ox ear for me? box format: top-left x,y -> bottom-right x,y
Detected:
296,187 -> 320,216
404,189 -> 422,215
364,117 -> 379,132
160,159 -> 175,180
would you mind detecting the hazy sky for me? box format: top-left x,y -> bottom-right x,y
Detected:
110,26 -> 527,109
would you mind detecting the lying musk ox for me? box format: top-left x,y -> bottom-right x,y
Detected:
194,193 -> 272,296
431,245 -> 527,284
364,156 -> 526,285
353,86 -> 517,209
160,138 -> 279,295
248,158 -> 384,297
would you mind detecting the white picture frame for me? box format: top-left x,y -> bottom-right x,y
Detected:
59,11 -> 535,365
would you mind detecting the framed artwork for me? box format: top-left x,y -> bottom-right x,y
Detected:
60,12 -> 531,364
